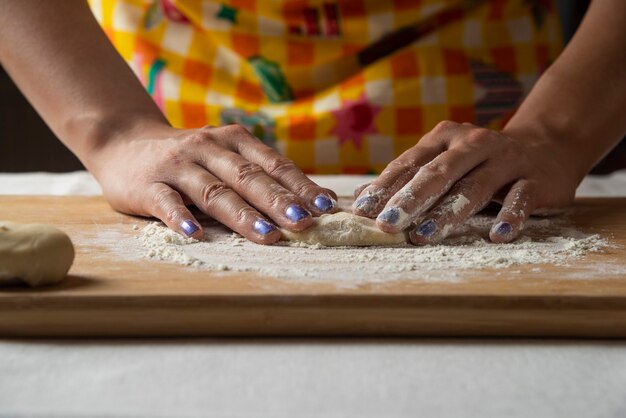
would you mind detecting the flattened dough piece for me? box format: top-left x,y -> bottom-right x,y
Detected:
281,212 -> 407,247
0,221 -> 75,287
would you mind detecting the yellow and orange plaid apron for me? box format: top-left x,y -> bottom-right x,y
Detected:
89,0 -> 562,174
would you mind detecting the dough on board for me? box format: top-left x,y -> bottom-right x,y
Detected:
281,211 -> 407,247
0,221 -> 75,287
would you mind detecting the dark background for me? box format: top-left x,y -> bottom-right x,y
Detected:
0,0 -> 622,173
0,67 -> 85,172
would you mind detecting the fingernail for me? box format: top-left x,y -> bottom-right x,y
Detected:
313,195 -> 335,212
181,220 -> 199,236
493,221 -> 512,236
415,220 -> 437,237
285,204 -> 310,223
353,195 -> 377,212
377,207 -> 400,225
254,219 -> 277,235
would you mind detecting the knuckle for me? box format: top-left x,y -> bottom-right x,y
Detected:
265,189 -> 291,210
199,125 -> 215,134
464,128 -> 492,148
134,170 -> 154,186
233,161 -> 265,185
296,182 -> 322,199
164,208 -> 179,224
201,181 -> 230,205
266,156 -> 299,177
234,206 -> 256,224
152,187 -> 176,209
433,120 -> 457,134
421,161 -> 450,181
455,177 -> 482,193
182,132 -> 209,148
223,123 -> 250,137
385,158 -> 414,174
151,188 -> 181,223
161,145 -> 185,167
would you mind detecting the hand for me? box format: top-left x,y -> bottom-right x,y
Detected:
89,123 -> 337,244
352,121 -> 582,245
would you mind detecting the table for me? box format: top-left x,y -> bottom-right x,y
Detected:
1,171 -> 626,418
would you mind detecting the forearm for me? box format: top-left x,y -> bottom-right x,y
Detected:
504,0 -> 626,181
0,0 -> 169,169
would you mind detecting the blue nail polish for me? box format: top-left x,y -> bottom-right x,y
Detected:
313,195 -> 335,212
494,221 -> 512,236
254,219 -> 277,235
415,220 -> 437,237
354,195 -> 376,212
285,204 -> 310,223
181,220 -> 199,236
378,207 -> 400,224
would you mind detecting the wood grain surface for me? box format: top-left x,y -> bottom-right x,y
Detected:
1,196 -> 625,337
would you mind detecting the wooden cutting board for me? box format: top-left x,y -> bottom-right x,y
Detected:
1,196 -> 625,338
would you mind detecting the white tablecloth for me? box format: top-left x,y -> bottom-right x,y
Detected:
1,171 -> 626,418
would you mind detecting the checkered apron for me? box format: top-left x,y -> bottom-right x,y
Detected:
89,0 -> 562,174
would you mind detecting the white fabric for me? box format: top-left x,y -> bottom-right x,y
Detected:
2,170 -> 626,196
1,339 -> 625,418
1,172 -> 626,418
0,171 -> 102,196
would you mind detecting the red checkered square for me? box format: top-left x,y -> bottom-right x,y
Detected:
390,50 -> 420,78
396,107 -> 423,135
443,49 -> 470,75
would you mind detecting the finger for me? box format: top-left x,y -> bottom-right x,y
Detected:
217,125 -> 338,215
354,182 -> 371,199
352,120 -> 465,217
144,183 -> 204,240
352,144 -> 444,218
489,179 -> 534,243
408,164 -> 509,244
375,144 -> 493,233
171,167 -> 281,245
196,142 -> 313,232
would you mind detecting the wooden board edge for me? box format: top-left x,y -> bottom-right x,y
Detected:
1,295 -> 625,338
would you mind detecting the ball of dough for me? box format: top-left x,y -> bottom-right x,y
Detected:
0,221 -> 75,287
281,212 -> 407,247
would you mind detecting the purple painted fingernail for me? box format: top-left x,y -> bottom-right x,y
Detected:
313,195 -> 335,212
378,207 -> 400,224
415,220 -> 437,237
254,219 -> 277,235
353,195 -> 377,212
181,220 -> 199,236
493,221 -> 512,236
285,204 -> 310,223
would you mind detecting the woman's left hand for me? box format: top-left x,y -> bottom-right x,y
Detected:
352,120 -> 584,245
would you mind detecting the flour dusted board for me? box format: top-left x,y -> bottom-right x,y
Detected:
0,196 -> 625,337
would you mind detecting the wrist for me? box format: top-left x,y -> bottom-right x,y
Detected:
503,114 -> 592,186
63,111 -> 171,175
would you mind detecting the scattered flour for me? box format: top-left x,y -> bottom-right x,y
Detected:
139,222 -> 202,268
450,194 -> 470,215
121,213 -> 618,284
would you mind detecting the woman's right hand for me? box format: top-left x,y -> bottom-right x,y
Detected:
88,123 -> 337,244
